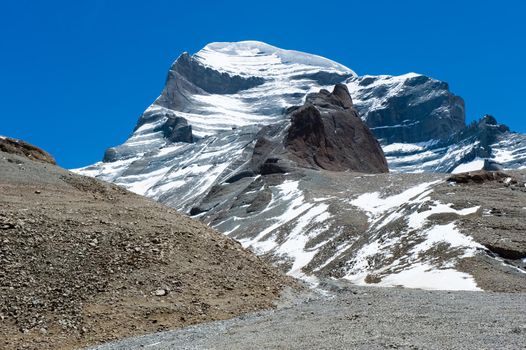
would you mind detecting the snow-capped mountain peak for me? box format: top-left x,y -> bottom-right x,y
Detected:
194,41 -> 356,77
75,41 -> 526,291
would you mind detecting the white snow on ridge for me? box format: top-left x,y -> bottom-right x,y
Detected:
225,180 -> 333,284
346,73 -> 421,115
410,222 -> 483,255
195,41 -> 355,77
230,178 -> 485,291
491,133 -> 526,169
382,140 -> 440,155
384,141 -> 482,174
345,181 -> 484,291
75,41 -> 361,199
350,181 -> 440,221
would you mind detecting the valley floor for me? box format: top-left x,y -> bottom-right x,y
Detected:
89,281 -> 526,350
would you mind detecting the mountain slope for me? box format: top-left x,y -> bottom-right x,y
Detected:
76,41 -> 526,207
0,140 -> 293,350
75,41 -> 526,291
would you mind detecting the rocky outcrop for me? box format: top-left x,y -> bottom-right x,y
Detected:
285,84 -> 389,173
170,52 -> 265,95
249,123 -> 294,176
153,115 -> 193,143
447,170 -> 522,185
448,170 -> 507,183
350,74 -> 466,143
452,115 -> 510,158
0,137 -> 56,165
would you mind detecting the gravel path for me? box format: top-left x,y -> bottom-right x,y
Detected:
88,282 -> 526,350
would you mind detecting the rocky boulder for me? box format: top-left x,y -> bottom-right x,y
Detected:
153,115 -> 193,143
447,170 -> 523,186
285,84 -> 388,173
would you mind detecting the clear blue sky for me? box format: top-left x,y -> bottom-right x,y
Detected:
1,0 -> 524,168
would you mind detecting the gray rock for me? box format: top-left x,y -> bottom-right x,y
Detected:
352,74 -> 466,143
171,52 -> 265,95
153,116 -> 193,143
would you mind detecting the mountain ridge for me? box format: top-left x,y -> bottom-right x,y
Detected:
75,41 -> 526,291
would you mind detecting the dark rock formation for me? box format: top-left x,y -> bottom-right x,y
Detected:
484,243 -> 526,260
102,148 -> 119,162
170,52 -> 265,95
0,137 -> 55,165
290,71 -> 353,86
455,115 -> 510,157
433,115 -> 513,172
448,170 -> 511,183
447,170 -> 523,187
249,124 -> 295,176
355,75 -> 466,143
285,84 -> 389,173
153,116 -> 193,143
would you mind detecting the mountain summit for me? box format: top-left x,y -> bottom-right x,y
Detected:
76,41 -> 526,291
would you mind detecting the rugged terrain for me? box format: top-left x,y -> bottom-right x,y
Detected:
0,143 -> 294,350
75,41 -> 526,291
204,166 -> 526,291
77,41 -> 526,210
0,136 -> 56,165
89,282 -> 526,350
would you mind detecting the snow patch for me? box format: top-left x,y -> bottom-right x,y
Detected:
237,180 -> 333,280
377,263 -> 481,291
451,157 -> 485,174
345,181 -> 484,291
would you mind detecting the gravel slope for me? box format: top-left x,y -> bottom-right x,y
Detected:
88,281 -> 526,350
0,149 -> 294,350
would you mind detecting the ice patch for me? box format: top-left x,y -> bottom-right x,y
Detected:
377,263 -> 481,291
451,157 -> 485,174
350,181 -> 440,220
382,140 -> 440,154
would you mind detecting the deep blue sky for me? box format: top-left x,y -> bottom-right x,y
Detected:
1,0 -> 524,168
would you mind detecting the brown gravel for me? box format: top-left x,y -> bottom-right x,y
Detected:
0,137 -> 56,165
0,150 -> 296,350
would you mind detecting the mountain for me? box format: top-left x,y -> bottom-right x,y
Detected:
0,138 -> 293,350
75,41 -> 526,291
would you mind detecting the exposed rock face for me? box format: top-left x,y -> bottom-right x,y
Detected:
453,115 -> 510,159
447,170 -> 515,184
286,85 -> 388,173
290,71 -> 353,85
348,74 -> 466,143
0,137 -> 56,165
170,52 -> 265,95
153,115 -> 193,143
382,114 -> 525,173
74,41 -> 526,291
